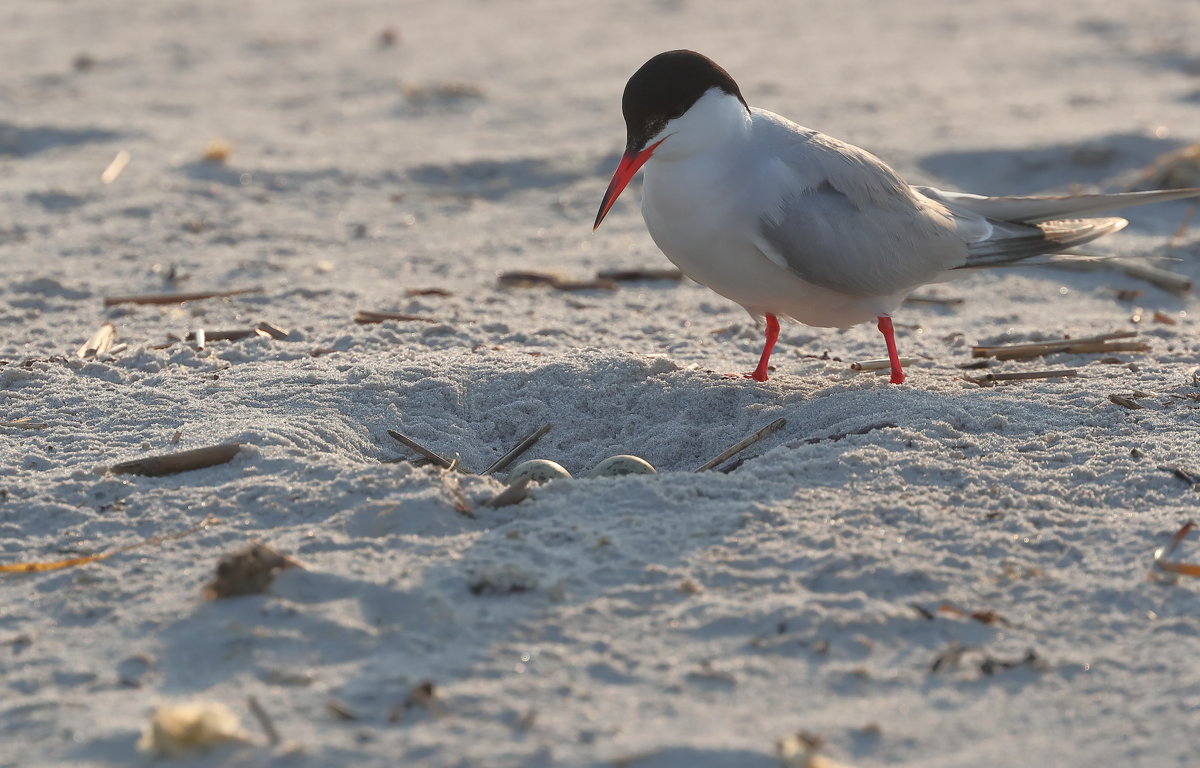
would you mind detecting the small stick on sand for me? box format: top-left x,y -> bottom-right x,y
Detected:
186,329 -> 257,342
1109,393 -> 1145,410
596,268 -> 684,282
386,429 -> 454,469
695,417 -> 786,472
77,322 -> 117,358
1159,465 -> 1200,488
354,310 -> 437,324
0,419 -> 47,429
104,287 -> 262,306
1153,520 -> 1200,577
497,270 -> 619,291
971,331 -> 1144,360
850,357 -> 919,372
246,696 -> 281,746
483,424 -> 552,475
904,294 -> 964,307
110,443 -> 243,476
100,149 -> 131,184
967,369 -> 1078,386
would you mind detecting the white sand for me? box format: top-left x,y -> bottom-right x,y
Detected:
3,1 -> 1200,766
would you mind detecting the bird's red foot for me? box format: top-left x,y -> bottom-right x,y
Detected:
744,368 -> 770,382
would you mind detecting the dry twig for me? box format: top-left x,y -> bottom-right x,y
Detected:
849,357 -> 918,372
696,418 -> 786,472
100,150 -> 131,184
104,287 -> 262,306
971,331 -> 1145,360
354,310 -> 437,324
386,429 -> 454,469
483,424 -> 552,475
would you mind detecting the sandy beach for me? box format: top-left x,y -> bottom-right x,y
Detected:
3,1 -> 1200,766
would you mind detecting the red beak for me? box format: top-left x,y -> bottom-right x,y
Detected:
593,139 -> 664,230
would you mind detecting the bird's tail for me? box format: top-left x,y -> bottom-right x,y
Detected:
916,186 -> 1200,223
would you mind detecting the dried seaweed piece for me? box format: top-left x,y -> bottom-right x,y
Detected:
1153,520 -> 1200,577
0,516 -> 218,574
104,287 -> 262,306
203,543 -> 300,600
77,322 -> 117,358
110,443 -> 242,476
354,309 -> 437,324
596,268 -> 684,281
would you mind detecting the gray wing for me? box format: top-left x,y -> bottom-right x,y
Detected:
752,129 -> 969,298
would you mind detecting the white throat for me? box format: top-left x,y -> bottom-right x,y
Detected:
644,88 -> 751,162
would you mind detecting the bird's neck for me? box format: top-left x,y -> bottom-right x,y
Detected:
648,89 -> 752,163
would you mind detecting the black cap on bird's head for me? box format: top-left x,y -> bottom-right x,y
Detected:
594,50 -> 748,229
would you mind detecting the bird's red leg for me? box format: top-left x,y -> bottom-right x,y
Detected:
746,313 -> 780,382
876,315 -> 906,385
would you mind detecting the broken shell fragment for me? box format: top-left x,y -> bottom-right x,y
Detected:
507,459 -> 572,486
588,454 -> 657,478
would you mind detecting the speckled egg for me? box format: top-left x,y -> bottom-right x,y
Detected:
507,459 -> 572,485
587,455 -> 657,478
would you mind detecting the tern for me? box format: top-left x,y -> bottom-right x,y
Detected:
593,50 -> 1200,384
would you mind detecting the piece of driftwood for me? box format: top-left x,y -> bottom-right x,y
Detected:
104,287 -> 262,306
386,429 -> 454,469
484,424 -> 552,475
696,418 -> 786,472
971,331 -> 1146,360
77,322 -> 117,358
354,310 -> 437,324
110,443 -> 243,476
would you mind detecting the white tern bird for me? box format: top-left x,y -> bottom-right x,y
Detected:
593,50 -> 1200,384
